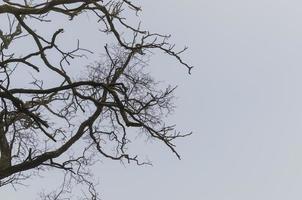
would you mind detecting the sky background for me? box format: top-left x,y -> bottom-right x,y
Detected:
3,0 -> 302,199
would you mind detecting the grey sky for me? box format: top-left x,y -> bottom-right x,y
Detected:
3,0 -> 302,199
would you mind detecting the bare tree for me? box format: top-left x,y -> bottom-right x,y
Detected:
0,0 -> 193,199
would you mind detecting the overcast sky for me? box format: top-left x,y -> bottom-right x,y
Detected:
3,0 -> 302,199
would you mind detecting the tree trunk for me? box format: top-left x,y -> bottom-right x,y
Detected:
0,124 -> 11,170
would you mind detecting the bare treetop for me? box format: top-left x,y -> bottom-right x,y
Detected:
0,0 -> 192,199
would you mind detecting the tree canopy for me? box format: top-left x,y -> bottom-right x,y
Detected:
0,0 -> 192,198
